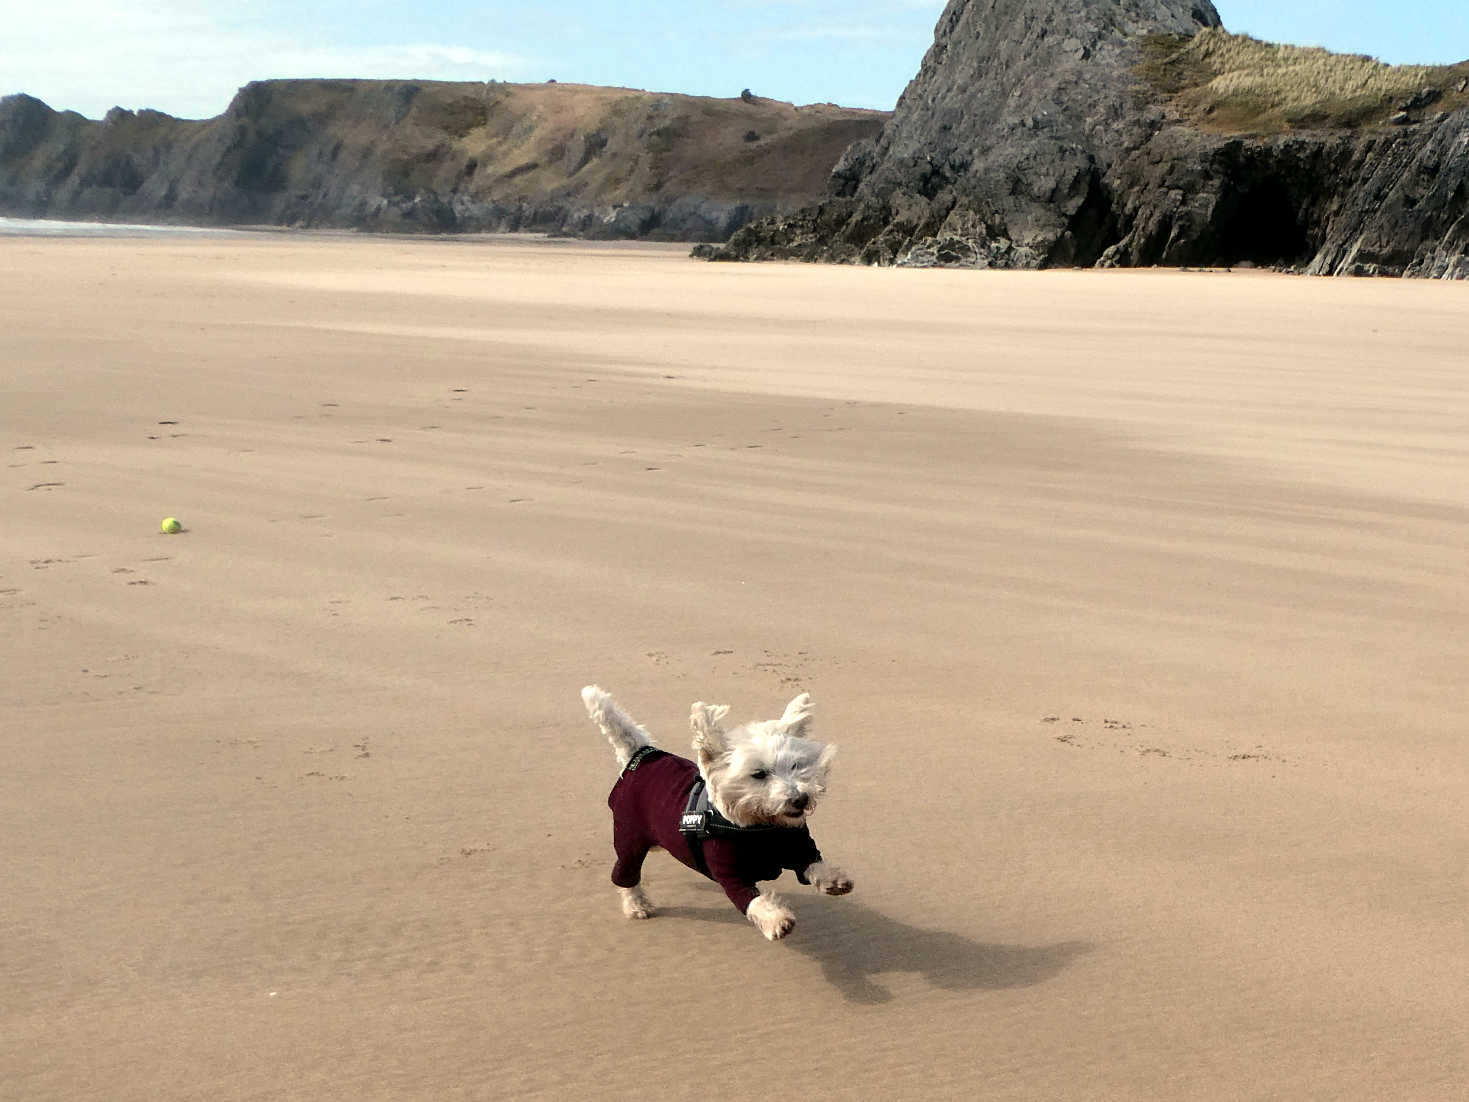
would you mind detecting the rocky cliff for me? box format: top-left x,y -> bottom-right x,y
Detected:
0,81 -> 887,240
701,0 -> 1469,278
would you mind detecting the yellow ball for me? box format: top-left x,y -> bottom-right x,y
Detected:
160,517 -> 182,534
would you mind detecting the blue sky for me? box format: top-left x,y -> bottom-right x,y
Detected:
4,2 -> 1467,121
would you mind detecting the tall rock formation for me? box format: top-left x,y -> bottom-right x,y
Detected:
704,0 -> 1221,267
704,0 -> 1469,278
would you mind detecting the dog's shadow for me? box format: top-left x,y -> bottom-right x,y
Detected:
665,890 -> 1092,1004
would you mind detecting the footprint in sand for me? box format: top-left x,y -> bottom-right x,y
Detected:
1040,716 -> 1288,768
752,649 -> 812,686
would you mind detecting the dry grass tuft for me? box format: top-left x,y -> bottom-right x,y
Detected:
1139,28 -> 1469,133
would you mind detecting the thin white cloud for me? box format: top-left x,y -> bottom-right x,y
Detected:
720,0 -> 943,9
729,0 -> 941,48
1,2 -> 531,119
771,26 -> 890,41
262,42 -> 531,85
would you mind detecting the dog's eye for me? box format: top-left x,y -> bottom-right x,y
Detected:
750,769 -> 769,780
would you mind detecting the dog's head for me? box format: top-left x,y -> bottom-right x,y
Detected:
689,693 -> 837,828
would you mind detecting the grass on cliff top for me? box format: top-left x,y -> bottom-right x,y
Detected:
1140,27 -> 1469,133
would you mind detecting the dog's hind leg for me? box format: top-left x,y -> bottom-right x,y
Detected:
611,829 -> 656,919
581,685 -> 655,768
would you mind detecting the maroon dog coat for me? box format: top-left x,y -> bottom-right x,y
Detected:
607,747 -> 823,914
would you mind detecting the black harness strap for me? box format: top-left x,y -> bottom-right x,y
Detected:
679,779 -> 715,878
622,744 -> 663,773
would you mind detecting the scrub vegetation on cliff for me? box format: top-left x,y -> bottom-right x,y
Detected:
1140,27 -> 1469,133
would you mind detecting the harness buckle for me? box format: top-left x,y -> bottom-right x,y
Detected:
680,810 -> 708,833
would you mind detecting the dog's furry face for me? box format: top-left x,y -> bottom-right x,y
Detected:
690,693 -> 837,828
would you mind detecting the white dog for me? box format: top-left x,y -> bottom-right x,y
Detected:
581,685 -> 853,940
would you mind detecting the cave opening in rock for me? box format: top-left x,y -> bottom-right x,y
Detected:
1061,168 -> 1120,267
1214,178 -> 1310,266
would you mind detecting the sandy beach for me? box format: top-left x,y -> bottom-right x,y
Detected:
3,233 -> 1466,1100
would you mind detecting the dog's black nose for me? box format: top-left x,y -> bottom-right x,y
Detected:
791,793 -> 810,810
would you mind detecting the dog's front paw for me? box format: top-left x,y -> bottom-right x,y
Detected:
747,894 -> 796,941
619,886 -> 656,920
804,860 -> 854,896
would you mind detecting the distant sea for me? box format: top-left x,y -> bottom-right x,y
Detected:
0,216 -> 237,238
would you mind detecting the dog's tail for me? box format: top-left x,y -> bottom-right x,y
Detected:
581,685 -> 655,768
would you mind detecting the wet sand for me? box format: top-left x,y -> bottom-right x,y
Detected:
3,234 -> 1466,1100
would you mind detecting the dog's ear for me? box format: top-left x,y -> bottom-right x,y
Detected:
778,692 -> 814,738
690,702 -> 730,770
815,742 -> 837,775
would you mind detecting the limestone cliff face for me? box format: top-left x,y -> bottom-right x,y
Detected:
0,81 -> 886,240
704,0 -> 1469,278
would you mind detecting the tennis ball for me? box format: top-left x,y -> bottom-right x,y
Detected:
160,517 -> 182,534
